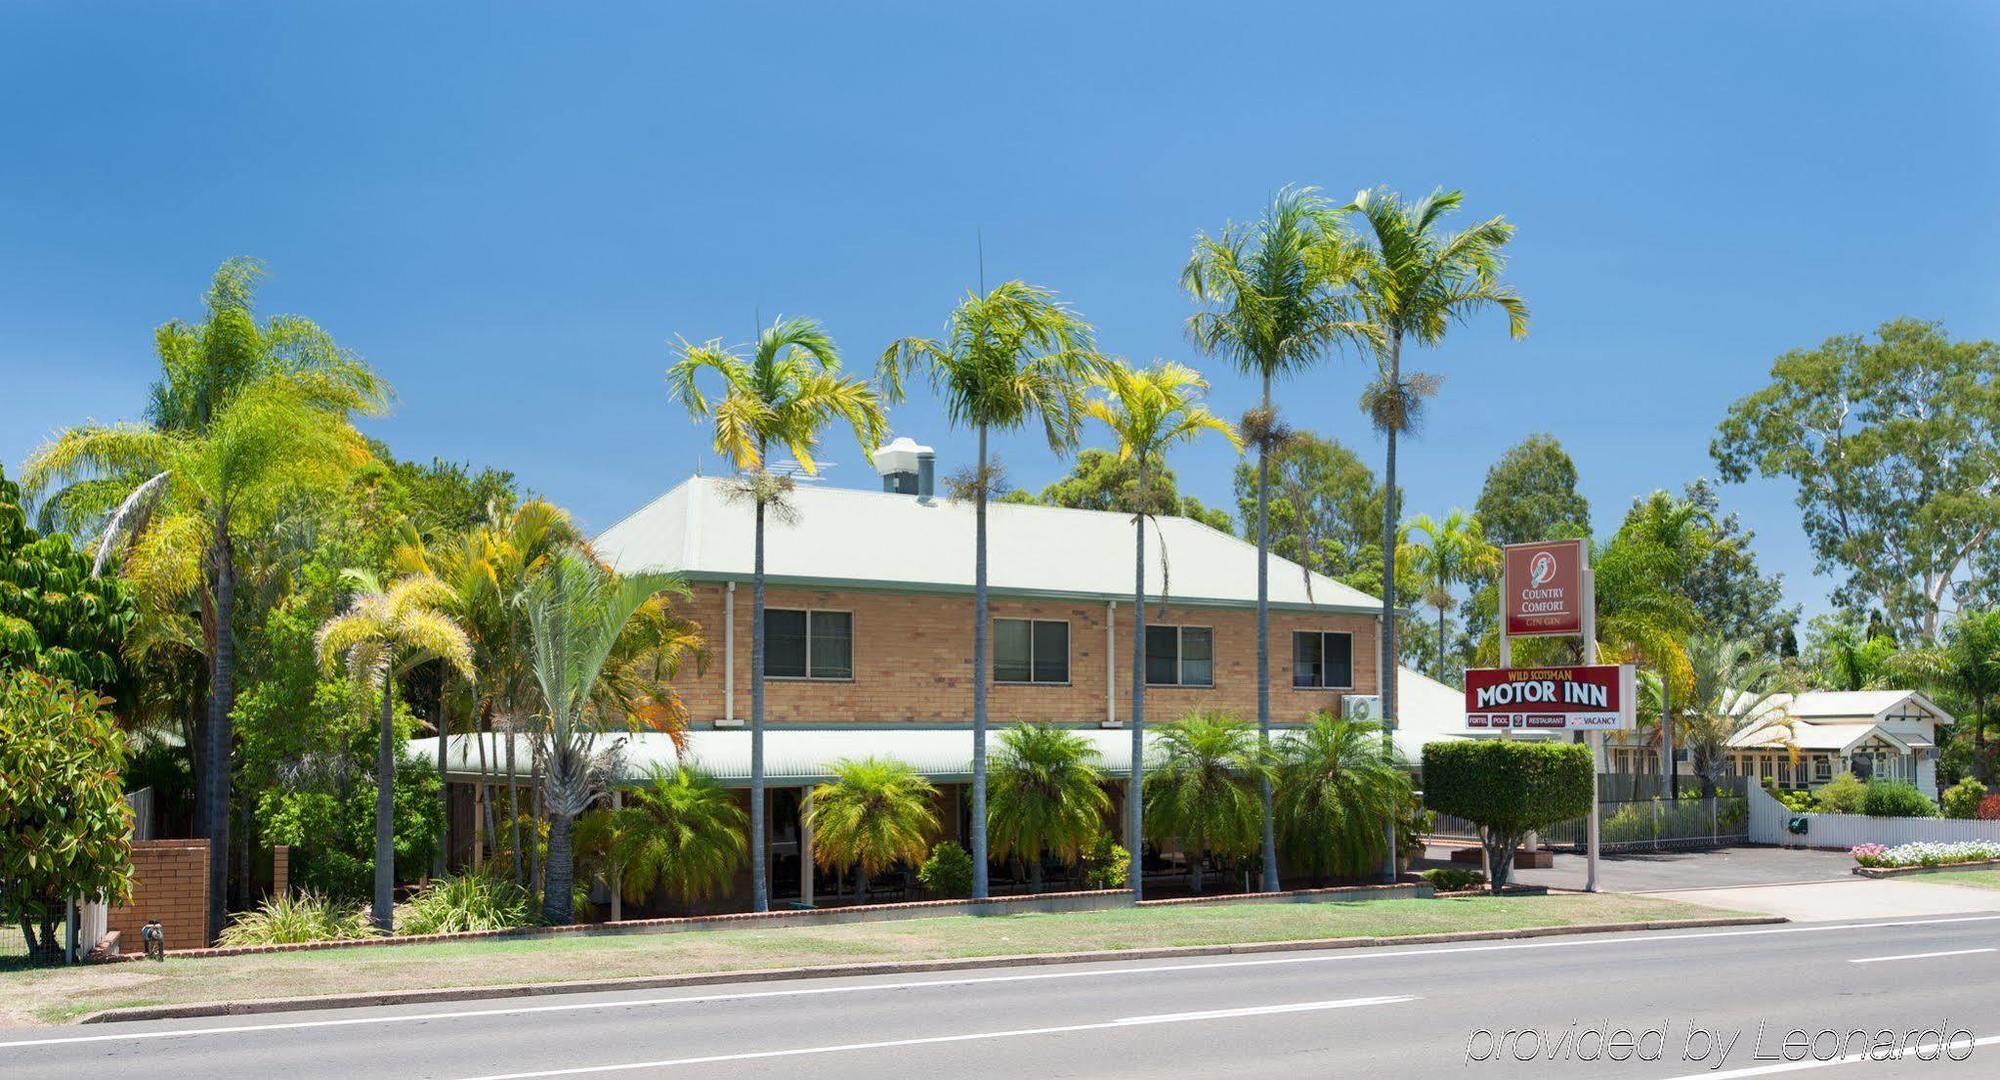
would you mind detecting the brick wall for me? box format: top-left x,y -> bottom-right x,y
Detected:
670,582 -> 1380,727
106,839 -> 210,953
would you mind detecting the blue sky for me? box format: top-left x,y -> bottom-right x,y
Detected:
4,3 -> 1996,623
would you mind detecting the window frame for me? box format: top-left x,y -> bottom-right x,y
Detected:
1144,624 -> 1215,688
761,607 -> 855,682
1290,629 -> 1356,691
993,617 -> 1071,686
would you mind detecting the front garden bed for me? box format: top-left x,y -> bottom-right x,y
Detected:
1853,858 -> 2000,879
1850,841 -> 2000,875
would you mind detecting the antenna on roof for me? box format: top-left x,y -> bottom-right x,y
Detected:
769,459 -> 832,482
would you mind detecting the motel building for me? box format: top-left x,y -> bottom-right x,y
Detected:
420,439 -> 1467,912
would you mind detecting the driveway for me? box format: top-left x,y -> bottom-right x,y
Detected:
1419,842 -> 1856,893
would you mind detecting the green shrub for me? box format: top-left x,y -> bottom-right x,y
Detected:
1813,772 -> 1868,814
396,871 -> 532,935
1422,740 -> 1592,892
1861,781 -> 1938,818
218,891 -> 374,946
1942,779 -> 1988,820
916,841 -> 974,899
1079,834 -> 1130,891
1420,867 -> 1486,892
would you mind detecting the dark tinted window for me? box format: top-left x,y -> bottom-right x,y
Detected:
766,609 -> 808,678
995,618 -> 1068,684
1145,625 -> 1180,685
1031,620 -> 1069,683
1181,627 -> 1213,686
808,611 -> 853,679
1292,631 -> 1353,688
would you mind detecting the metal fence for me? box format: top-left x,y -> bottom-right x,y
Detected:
1426,775 -> 1750,853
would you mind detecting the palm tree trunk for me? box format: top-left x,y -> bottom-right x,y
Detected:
542,812 -> 574,924
1190,837 -> 1205,895
970,423 -> 992,899
374,681 -> 396,932
1255,374 -> 1279,893
530,749 -> 543,908
476,704 -> 495,869
506,725 -> 523,886
435,696 -> 450,878
204,509 -> 236,945
1128,455 -> 1148,899
1029,851 -> 1043,894
751,485 -> 769,912
1379,336 -> 1402,885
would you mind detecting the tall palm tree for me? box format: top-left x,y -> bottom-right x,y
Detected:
1679,633 -> 1794,797
1890,610 -> 2000,780
1184,187 -> 1372,892
1338,187 -> 1527,750
1081,360 -> 1239,897
669,315 -> 886,913
988,723 -> 1112,892
23,377 -> 371,940
1817,624 -> 1901,692
1400,510 -> 1498,681
1274,710 -> 1411,882
807,757 -> 939,901
1144,710 -> 1271,894
607,763 -> 748,911
315,572 -> 474,931
879,282 -> 1105,899
518,549 -> 689,924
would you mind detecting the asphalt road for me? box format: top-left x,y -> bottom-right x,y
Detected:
5,914 -> 1999,1079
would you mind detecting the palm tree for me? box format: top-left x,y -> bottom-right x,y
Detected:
1184,187 -> 1372,892
669,315 -> 886,913
23,377 -> 371,940
1679,633 -> 1794,797
1400,510 -> 1497,681
606,763 -> 748,911
1144,710 -> 1271,894
315,572 -> 474,931
879,282 -> 1105,899
988,723 -> 1112,892
1890,610 -> 2000,780
1080,360 -> 1239,897
1817,623 -> 1901,692
807,757 -> 938,901
518,549 -> 689,924
1338,187 -> 1527,750
1274,711 -> 1411,882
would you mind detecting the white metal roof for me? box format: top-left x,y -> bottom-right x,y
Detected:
592,476 -> 1382,613
1762,690 -> 1952,723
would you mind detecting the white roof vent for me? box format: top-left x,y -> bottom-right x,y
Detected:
870,436 -> 935,497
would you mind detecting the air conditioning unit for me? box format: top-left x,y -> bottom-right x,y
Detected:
1342,694 -> 1384,725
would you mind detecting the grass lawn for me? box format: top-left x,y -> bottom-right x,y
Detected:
0,891 -> 1740,1027
1916,868 -> 2000,891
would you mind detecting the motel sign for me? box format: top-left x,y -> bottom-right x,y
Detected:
1463,663 -> 1637,731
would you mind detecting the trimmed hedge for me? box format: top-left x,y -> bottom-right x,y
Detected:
1423,740 -> 1593,892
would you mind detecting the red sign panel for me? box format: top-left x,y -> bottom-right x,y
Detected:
1504,539 -> 1587,638
1463,664 -> 1635,731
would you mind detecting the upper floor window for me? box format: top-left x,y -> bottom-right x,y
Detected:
1146,625 -> 1213,687
1292,630 -> 1353,689
995,618 -> 1069,684
765,609 -> 853,680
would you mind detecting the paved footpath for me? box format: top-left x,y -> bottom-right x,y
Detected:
6,914 -> 2000,1079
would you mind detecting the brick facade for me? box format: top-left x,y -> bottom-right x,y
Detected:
670,582 -> 1380,727
106,838 -> 210,953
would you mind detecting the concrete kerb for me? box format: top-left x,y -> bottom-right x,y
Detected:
1853,858 -> 2000,879
78,915 -> 1783,1025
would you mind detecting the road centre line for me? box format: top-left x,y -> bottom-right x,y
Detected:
1848,947 -> 1994,964
448,996 -> 1419,1079
5,914 -> 1997,1051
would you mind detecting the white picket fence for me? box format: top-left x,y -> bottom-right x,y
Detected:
1748,784 -> 2000,849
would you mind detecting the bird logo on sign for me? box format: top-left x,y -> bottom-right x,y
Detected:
1529,550 -> 1558,589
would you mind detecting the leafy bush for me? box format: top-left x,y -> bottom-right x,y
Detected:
1813,772 -> 1868,814
1420,867 -> 1486,892
1422,740 -> 1592,892
1941,779 -> 1988,820
1861,781 -> 1938,819
1079,834 -> 1130,891
1980,794 -> 2000,821
218,891 -> 374,946
0,670 -> 134,960
396,871 -> 532,935
1851,841 -> 2000,869
917,841 -> 974,899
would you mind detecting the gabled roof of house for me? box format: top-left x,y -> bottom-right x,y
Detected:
1724,688 -> 1951,752
1761,689 -> 1952,724
593,475 -> 1383,613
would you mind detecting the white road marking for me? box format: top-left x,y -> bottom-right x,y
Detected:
1656,1033 -> 2000,1078
1848,947 -> 1994,964
5,913 -> 1997,1050
448,995 -> 1418,1079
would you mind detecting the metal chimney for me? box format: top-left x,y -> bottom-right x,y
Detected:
870,436 -> 936,498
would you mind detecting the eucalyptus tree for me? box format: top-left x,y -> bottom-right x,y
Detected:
24,377 -> 370,940
808,757 -> 939,901
1183,186 -> 1372,891
879,282 -> 1105,899
1144,710 -> 1271,894
1400,509 -> 1497,681
668,316 -> 886,913
988,723 -> 1112,892
1081,360 -> 1239,897
518,549 -> 689,924
315,572 -> 474,931
1275,710 -> 1411,882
